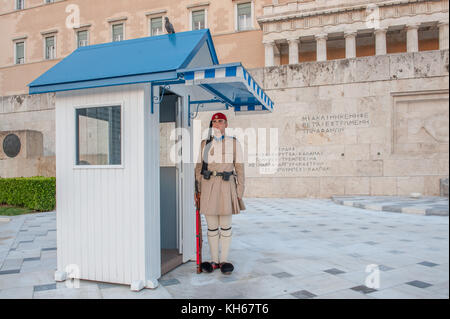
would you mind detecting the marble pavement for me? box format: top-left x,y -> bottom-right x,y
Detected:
0,197 -> 448,299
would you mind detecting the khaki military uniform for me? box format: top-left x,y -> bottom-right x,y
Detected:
195,135 -> 245,216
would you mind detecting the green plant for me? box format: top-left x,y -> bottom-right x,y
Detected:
0,176 -> 56,212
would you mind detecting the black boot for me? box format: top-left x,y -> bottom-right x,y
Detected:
220,262 -> 234,275
201,261 -> 220,273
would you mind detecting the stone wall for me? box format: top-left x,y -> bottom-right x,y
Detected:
196,50 -> 449,197
0,93 -> 55,178
1,50 -> 448,198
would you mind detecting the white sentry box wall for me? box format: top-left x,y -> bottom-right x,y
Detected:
55,82 -> 198,289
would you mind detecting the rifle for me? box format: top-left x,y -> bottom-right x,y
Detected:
195,180 -> 202,273
195,121 -> 213,274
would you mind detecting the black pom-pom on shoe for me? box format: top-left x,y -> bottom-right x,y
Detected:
201,262 -> 220,273
220,262 -> 234,275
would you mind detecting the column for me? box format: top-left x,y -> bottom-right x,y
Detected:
344,31 -> 357,58
287,37 -> 300,64
438,20 -> 449,50
263,40 -> 275,67
315,33 -> 327,61
374,27 -> 387,55
406,23 -> 420,53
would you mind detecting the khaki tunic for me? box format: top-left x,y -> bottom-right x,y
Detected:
195,136 -> 245,216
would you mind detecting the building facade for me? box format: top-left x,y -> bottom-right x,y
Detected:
1,0 -> 449,197
260,0 -> 448,65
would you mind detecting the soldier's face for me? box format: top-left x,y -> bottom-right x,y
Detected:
212,119 -> 227,134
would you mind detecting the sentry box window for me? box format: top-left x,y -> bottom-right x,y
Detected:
75,105 -> 121,166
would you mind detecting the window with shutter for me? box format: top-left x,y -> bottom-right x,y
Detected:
16,0 -> 24,10
16,42 -> 25,64
77,30 -> 89,48
237,2 -> 252,31
112,24 -> 124,42
45,36 -> 55,59
192,10 -> 205,30
151,17 -> 163,36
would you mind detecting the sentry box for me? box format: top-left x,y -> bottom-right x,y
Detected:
28,29 -> 274,291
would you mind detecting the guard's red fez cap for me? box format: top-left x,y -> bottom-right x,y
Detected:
211,112 -> 227,121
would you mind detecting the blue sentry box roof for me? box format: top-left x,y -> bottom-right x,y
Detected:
28,29 -> 218,93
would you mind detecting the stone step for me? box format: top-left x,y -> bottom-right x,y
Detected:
331,195 -> 449,216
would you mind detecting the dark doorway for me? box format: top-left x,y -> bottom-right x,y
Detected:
159,89 -> 183,275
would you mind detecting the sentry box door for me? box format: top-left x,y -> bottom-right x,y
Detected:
159,89 -> 184,275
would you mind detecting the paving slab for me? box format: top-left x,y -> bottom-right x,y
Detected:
0,286 -> 34,299
33,285 -> 102,299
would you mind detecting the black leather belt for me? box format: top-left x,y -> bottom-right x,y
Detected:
201,170 -> 234,181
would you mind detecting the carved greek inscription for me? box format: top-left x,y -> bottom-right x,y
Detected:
300,112 -> 370,134
247,146 -> 330,174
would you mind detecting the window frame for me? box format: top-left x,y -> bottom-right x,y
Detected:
235,1 -> 254,32
16,0 -> 24,10
14,40 -> 25,65
190,8 -> 207,31
76,29 -> 89,48
150,16 -> 164,36
73,102 -> 125,169
111,22 -> 125,42
43,35 -> 56,60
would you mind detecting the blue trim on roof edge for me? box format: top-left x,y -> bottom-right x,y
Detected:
177,62 -> 241,74
29,71 -> 178,95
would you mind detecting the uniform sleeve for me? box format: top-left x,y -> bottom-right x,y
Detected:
234,138 -> 245,198
195,140 -> 205,192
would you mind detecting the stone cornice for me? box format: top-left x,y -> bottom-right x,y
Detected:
73,24 -> 92,30
145,9 -> 167,17
40,29 -> 58,36
107,16 -> 128,23
259,0 -> 448,37
186,2 -> 210,9
12,35 -> 28,41
257,0 -> 447,24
